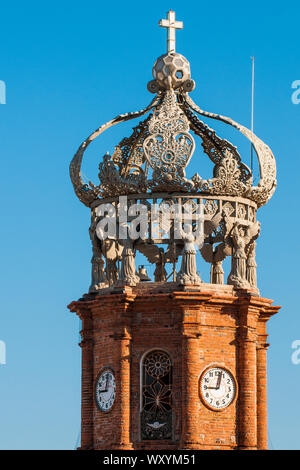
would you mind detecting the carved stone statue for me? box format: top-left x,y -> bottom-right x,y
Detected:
89,223 -> 107,292
154,248 -> 167,282
228,224 -> 248,287
135,241 -> 182,283
211,261 -> 224,285
177,224 -> 201,285
201,239 -> 228,285
95,218 -> 123,287
227,222 -> 260,289
89,254 -> 106,292
117,238 -> 140,287
105,258 -> 118,287
246,241 -> 257,288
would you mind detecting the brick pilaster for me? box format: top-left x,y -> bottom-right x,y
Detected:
256,337 -> 269,449
79,313 -> 94,450
237,305 -> 258,449
111,328 -> 133,449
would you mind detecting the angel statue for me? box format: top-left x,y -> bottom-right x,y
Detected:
105,255 -> 119,287
117,237 -> 140,286
227,221 -> 260,289
114,221 -> 140,287
246,241 -> 257,289
199,210 -> 228,284
200,242 -> 229,285
90,253 -> 106,292
211,261 -> 224,284
95,215 -> 123,287
154,248 -> 167,282
89,224 -> 107,292
176,224 -> 202,285
136,241 -> 182,283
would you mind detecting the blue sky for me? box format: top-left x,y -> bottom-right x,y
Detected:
0,0 -> 299,449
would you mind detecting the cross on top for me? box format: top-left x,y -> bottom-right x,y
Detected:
159,10 -> 183,53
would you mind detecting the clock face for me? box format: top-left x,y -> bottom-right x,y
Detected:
95,369 -> 116,412
200,367 -> 236,411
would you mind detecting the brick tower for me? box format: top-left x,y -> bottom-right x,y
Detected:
68,11 -> 280,450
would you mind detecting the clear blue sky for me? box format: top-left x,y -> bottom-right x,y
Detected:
0,0 -> 299,450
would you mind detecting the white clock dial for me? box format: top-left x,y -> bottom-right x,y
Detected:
200,367 -> 236,410
95,370 -> 116,412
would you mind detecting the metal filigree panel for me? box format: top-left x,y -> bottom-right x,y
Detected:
143,90 -> 195,191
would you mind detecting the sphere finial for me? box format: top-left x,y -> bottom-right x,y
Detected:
147,11 -> 195,93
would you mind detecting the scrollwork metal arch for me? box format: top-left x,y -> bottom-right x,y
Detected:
69,95 -> 162,207
183,94 -> 277,207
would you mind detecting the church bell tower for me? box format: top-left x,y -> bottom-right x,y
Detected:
68,11 -> 280,450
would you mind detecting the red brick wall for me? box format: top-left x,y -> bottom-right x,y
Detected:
68,284 -> 280,450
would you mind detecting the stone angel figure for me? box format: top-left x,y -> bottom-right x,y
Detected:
199,210 -> 227,284
200,242 -> 231,285
94,215 -> 123,287
246,241 -> 257,289
136,241 -> 183,282
176,224 -> 203,285
103,239 -> 122,286
117,237 -> 140,286
115,221 -> 140,287
89,222 -> 107,293
136,244 -> 168,282
226,220 -> 260,289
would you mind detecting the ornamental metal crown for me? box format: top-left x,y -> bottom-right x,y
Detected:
69,10 -> 277,295
70,16 -> 276,207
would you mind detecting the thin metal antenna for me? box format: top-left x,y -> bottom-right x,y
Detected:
250,56 -> 255,173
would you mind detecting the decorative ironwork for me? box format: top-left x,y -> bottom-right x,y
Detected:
183,93 -> 277,207
111,118 -> 150,175
144,90 -> 195,191
141,351 -> 172,440
69,95 -> 161,207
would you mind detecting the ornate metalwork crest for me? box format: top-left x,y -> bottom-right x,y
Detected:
143,90 -> 195,190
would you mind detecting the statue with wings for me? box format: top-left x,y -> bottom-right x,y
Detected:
93,215 -> 123,287
201,242 -> 229,285
89,221 -> 107,292
226,221 -> 260,289
200,211 -> 229,284
176,224 -> 202,285
246,241 -> 257,289
136,241 -> 183,282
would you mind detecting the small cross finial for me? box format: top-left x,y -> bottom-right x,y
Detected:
159,10 -> 183,53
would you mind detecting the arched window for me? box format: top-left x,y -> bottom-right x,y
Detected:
141,350 -> 173,440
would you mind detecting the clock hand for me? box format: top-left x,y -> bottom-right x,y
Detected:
98,385 -> 108,393
98,375 -> 109,393
99,374 -> 111,393
216,372 -> 222,389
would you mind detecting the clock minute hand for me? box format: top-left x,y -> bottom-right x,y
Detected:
99,376 -> 109,393
216,372 -> 222,389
